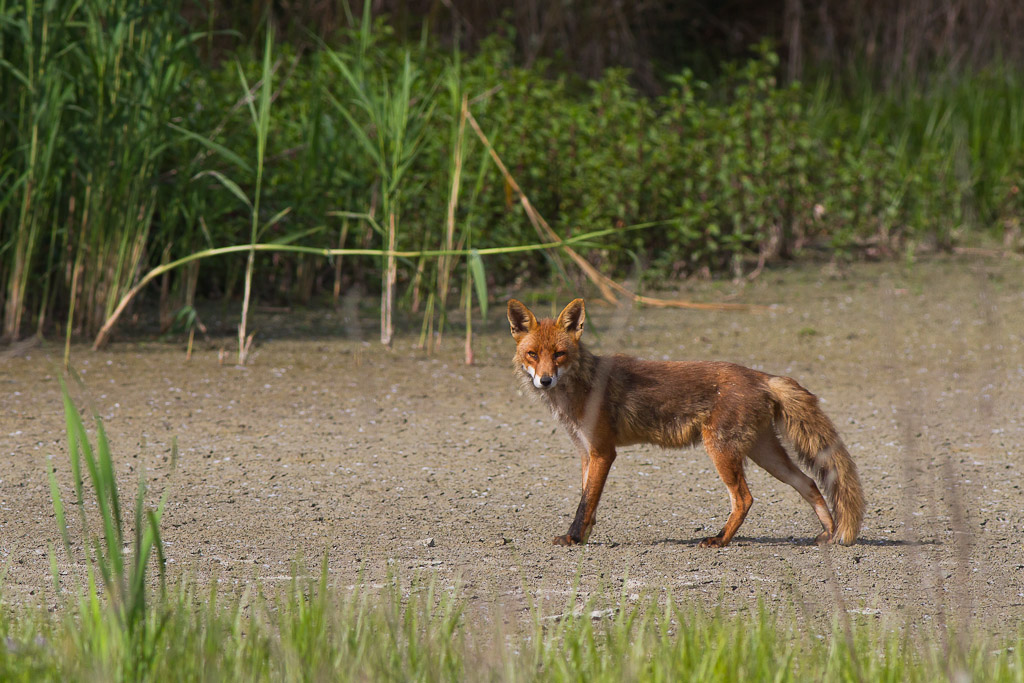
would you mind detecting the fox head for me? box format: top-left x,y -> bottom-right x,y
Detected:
507,298 -> 585,390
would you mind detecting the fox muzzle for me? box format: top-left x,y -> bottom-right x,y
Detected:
525,364 -> 559,389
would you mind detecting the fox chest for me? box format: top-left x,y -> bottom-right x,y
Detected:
544,393 -> 593,453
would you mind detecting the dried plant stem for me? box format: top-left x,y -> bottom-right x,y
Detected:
464,108 -> 616,304
464,274 -> 474,366
465,107 -> 756,312
64,252 -> 84,370
436,94 -> 468,348
417,291 -> 435,350
333,218 -> 350,303
381,212 -> 397,348
91,226 -> 665,350
410,238 -> 428,313
237,245 -> 256,365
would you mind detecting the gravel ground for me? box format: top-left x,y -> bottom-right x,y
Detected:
3,257 -> 1023,635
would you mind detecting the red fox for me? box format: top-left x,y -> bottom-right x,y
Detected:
507,298 -> 864,548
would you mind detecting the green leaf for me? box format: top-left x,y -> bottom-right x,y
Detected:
268,225 -> 325,246
259,207 -> 294,237
167,122 -> 253,175
60,379 -> 85,511
468,249 -> 488,320
193,170 -> 253,211
47,465 -> 72,562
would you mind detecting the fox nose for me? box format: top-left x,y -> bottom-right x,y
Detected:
539,375 -> 553,387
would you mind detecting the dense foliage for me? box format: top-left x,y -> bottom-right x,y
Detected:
2,0 -> 1022,343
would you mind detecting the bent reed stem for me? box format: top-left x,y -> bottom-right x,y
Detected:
89,223 -> 667,350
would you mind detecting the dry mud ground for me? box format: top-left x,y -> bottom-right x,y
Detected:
3,258 -> 1024,636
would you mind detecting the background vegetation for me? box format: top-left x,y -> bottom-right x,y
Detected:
2,0 -> 1023,347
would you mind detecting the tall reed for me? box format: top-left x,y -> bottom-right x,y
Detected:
233,30 -> 276,365
7,6 -> 1023,352
0,0 -> 197,342
1,0 -> 76,341
806,62 -> 1024,246
324,0 -> 438,347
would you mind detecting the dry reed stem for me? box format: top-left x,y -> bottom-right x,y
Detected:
435,94 -> 469,349
332,218 -> 350,303
465,107 -> 759,313
464,108 -> 617,304
237,245 -> 255,365
952,246 -> 1023,260
464,324 -> 474,365
91,232 -> 624,350
381,211 -> 397,348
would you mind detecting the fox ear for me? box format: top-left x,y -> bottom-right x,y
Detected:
556,298 -> 586,341
507,299 -> 536,341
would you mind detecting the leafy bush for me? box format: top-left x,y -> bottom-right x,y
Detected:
3,7 -> 1023,343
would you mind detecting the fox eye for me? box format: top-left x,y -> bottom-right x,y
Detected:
553,351 -> 567,360
526,351 -> 538,360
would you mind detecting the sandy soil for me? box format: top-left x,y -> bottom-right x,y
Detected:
3,257 -> 1024,635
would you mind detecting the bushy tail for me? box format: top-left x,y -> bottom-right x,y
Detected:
767,376 -> 864,545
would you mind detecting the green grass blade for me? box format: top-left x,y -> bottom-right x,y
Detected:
259,206 -> 294,237
60,378 -> 85,512
131,473 -> 146,591
323,85 -> 382,170
128,481 -> 154,625
326,210 -> 386,237
192,170 -> 254,212
167,122 -> 253,175
94,417 -> 122,550
47,463 -> 72,562
256,29 -> 273,171
90,416 -> 123,583
147,507 -> 168,591
267,224 -> 324,245
468,249 -> 488,320
234,59 -> 260,129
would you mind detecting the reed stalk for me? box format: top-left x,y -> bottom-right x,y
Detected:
381,211 -> 397,346
324,2 -> 438,348
435,93 -> 468,348
90,224 -> 659,348
235,30 -> 275,364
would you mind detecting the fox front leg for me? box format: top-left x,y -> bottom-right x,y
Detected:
553,448 -> 615,546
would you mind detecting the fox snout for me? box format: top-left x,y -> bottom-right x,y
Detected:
524,364 -> 559,389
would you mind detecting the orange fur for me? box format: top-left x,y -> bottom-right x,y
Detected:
507,298 -> 865,547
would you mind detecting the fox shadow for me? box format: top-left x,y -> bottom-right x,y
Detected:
643,536 -> 937,548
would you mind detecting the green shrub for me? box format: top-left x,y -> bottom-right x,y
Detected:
4,10 -> 1023,343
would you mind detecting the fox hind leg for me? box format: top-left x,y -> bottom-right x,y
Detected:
699,428 -> 754,548
748,429 -> 835,544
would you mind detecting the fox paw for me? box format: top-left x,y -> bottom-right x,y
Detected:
815,531 -> 833,545
552,534 -> 581,546
698,536 -> 728,548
